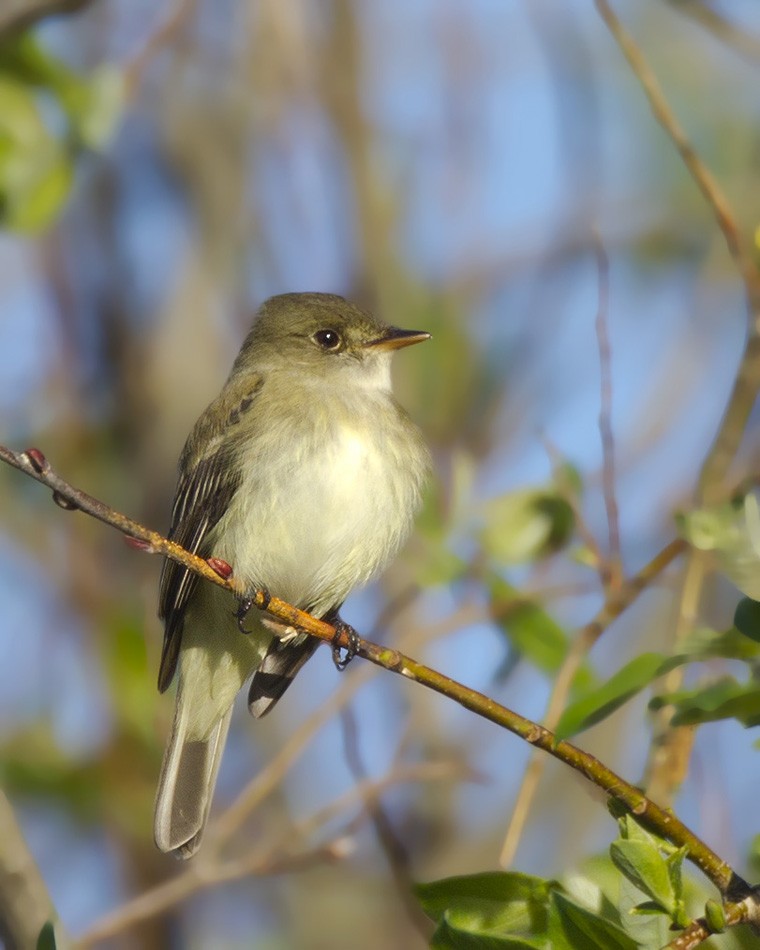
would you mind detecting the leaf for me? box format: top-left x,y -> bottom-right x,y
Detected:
0,34 -> 122,148
432,917 -> 547,950
36,922 -> 57,950
480,489 -> 574,565
733,598 -> 760,644
489,576 -> 594,690
555,653 -> 684,739
549,892 -> 641,950
681,622 -> 760,661
416,872 -> 554,948
650,677 -> 760,728
0,76 -> 72,231
678,495 -> 760,599
610,837 -> 675,917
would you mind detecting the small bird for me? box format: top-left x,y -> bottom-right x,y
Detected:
154,292 -> 430,857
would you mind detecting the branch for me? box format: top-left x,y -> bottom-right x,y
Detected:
665,890 -> 760,949
77,760 -> 461,946
0,0 -> 95,37
593,0 -> 760,810
499,536 -> 687,866
0,791 -> 70,950
0,442 -> 747,900
592,231 -> 622,590
666,0 -> 760,66
594,0 -> 760,504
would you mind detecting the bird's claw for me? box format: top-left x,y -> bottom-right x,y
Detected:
331,619 -> 360,671
236,597 -> 254,634
235,587 -> 272,634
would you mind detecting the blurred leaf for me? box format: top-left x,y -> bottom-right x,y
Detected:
678,494 -> 760,599
555,653 -> 684,739
553,461 -> 584,498
489,576 -> 595,690
682,622 -> 760,661
0,76 -> 72,230
481,489 -> 574,565
103,609 -> 155,747
36,922 -> 57,950
650,677 -> 760,728
0,33 -> 123,232
0,33 -> 123,147
414,540 -> 469,587
733,598 -> 760,645
1,726 -> 102,820
549,892 -> 641,950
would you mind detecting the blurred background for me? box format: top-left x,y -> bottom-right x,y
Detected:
1,0 -> 760,947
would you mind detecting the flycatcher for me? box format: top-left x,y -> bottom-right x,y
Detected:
154,292 -> 430,857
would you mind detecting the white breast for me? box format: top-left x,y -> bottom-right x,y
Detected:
213,395 -> 427,618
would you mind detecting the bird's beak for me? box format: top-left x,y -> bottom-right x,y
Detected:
366,327 -> 431,351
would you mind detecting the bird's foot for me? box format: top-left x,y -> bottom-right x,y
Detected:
236,596 -> 254,634
235,586 -> 271,634
331,619 -> 360,671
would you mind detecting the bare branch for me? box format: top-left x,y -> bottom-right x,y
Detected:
499,537 -> 687,867
0,791 -> 70,950
592,231 -> 622,590
0,0 -> 95,37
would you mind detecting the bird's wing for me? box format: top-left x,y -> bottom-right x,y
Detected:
157,376 -> 263,692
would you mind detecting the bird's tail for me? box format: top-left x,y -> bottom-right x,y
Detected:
247,636 -> 319,718
154,677 -> 233,858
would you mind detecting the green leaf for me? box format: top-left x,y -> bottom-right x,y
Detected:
650,677 -> 760,728
488,577 -> 594,690
681,623 -> 760,661
733,598 -> 760,644
549,892 -> 641,950
416,872 -> 551,932
36,922 -> 57,950
432,917 -> 547,950
0,76 -> 72,231
610,835 -> 675,917
480,489 -> 574,565
555,653 -> 683,739
678,495 -> 760,599
0,34 -> 123,149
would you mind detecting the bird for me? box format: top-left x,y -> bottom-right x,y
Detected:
154,292 -> 430,857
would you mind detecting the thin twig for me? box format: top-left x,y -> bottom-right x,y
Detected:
666,0 -> 760,66
0,0 -> 93,37
76,761 -> 459,947
592,230 -> 622,590
593,0 -> 760,810
595,0 -> 760,507
664,890 -> 760,949
498,537 -> 687,866
0,791 -> 71,950
122,0 -> 196,98
340,709 -> 432,942
594,0 -> 760,318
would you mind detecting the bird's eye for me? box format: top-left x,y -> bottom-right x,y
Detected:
313,328 -> 342,350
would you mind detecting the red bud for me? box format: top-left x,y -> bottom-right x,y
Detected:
124,536 -> 154,552
25,448 -> 48,473
207,557 -> 233,578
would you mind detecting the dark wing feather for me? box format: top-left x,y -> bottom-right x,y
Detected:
157,449 -> 241,691
157,375 -> 264,692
